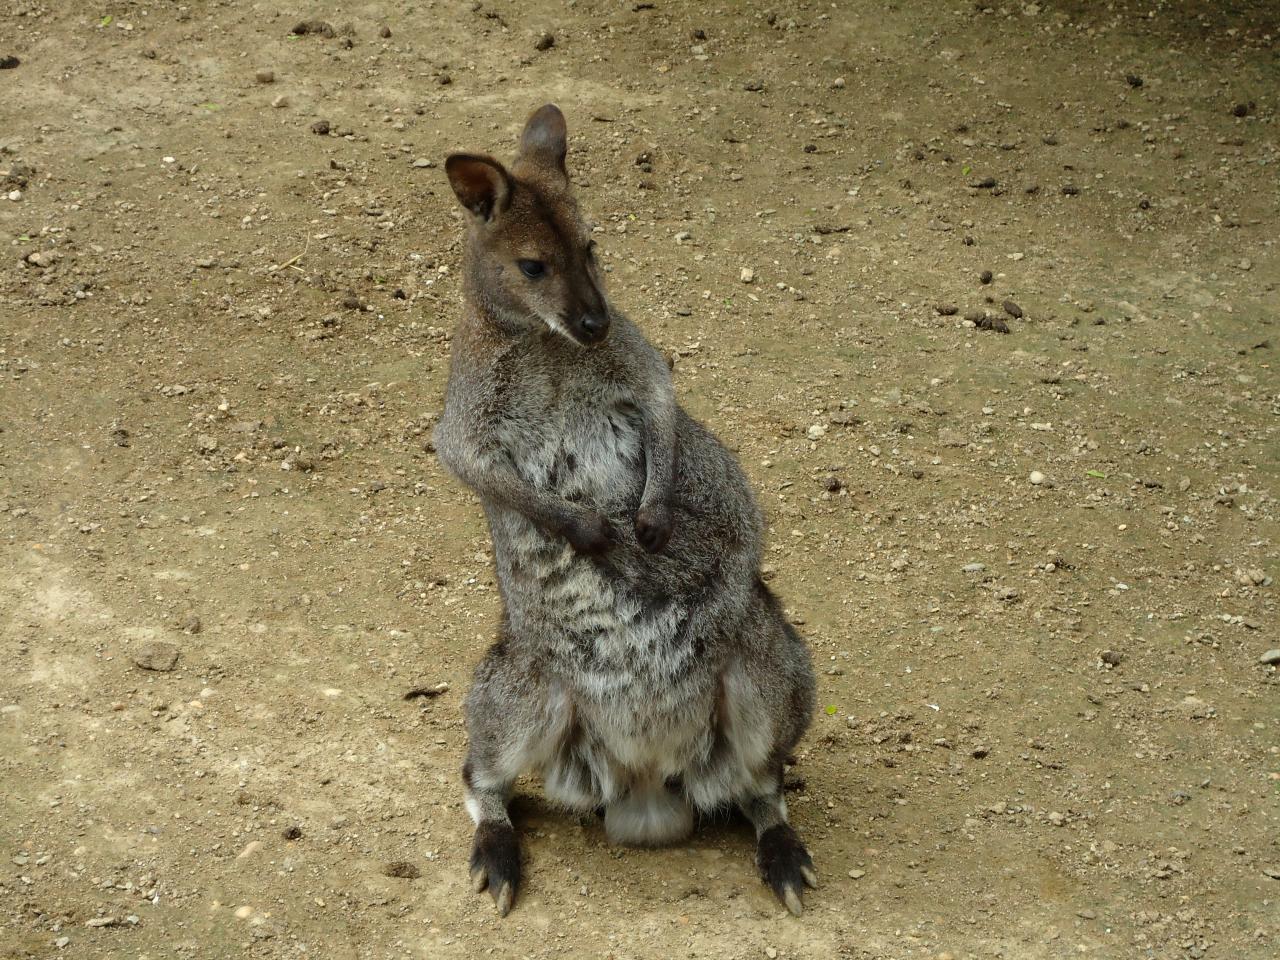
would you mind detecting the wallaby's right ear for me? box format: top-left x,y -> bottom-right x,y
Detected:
445,154 -> 513,221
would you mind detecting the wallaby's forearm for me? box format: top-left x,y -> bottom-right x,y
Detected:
437,437 -> 588,537
640,405 -> 676,511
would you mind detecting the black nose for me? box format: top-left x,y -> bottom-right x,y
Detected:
578,313 -> 609,342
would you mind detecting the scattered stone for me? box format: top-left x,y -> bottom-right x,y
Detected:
744,79 -> 765,92
935,304 -> 958,316
412,158 -> 436,168
271,94 -> 289,108
181,614 -> 202,634
823,476 -> 843,493
379,25 -> 392,38
0,55 -> 19,69
85,917 -> 119,928
739,267 -> 755,284
292,20 -> 335,38
132,641 -> 180,673
382,860 -> 421,879
1002,300 -> 1023,319
196,434 -> 219,454
1259,650 -> 1280,666
310,120 -> 330,135
282,825 -> 303,840
962,562 -> 986,574
971,746 -> 989,759
1100,650 -> 1124,667
1124,73 -> 1143,88
533,31 -> 555,51
971,176 -> 996,189
1029,470 -> 1046,485
831,77 -> 845,89
979,270 -> 993,284
1061,184 -> 1079,196
1231,102 -> 1251,118
847,869 -> 865,879
995,586 -> 1020,602
255,69 -> 274,84
1263,866 -> 1280,880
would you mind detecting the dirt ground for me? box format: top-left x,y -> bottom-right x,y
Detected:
2,1 -> 1278,957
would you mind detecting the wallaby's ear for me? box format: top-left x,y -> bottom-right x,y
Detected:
516,103 -> 568,177
445,153 -> 513,221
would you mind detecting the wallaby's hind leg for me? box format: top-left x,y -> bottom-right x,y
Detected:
740,783 -> 818,916
463,759 -> 520,916
462,636 -> 574,917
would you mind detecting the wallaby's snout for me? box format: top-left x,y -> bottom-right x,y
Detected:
575,311 -> 609,345
446,103 -> 609,348
568,283 -> 610,345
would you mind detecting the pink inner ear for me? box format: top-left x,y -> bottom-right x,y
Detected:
447,155 -> 510,218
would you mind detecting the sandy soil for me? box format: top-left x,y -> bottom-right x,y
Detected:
2,1 -> 1278,958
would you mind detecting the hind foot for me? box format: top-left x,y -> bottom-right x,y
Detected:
469,821 -> 521,916
756,823 -> 818,916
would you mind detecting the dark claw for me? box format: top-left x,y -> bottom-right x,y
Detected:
756,823 -> 817,916
469,821 -> 521,916
634,503 -> 673,553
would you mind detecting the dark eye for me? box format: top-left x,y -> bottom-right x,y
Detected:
517,259 -> 546,279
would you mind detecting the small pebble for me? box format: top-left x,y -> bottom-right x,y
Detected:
311,120 -> 331,135
1002,300 -> 1023,319
847,868 -> 865,879
740,267 -> 755,283
1029,470 -> 1046,485
962,562 -> 986,573
132,641 -> 180,672
979,270 -> 993,284
533,32 -> 555,51
1259,649 -> 1280,666
255,69 -> 274,84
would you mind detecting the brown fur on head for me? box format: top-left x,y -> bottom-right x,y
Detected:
446,104 -> 609,346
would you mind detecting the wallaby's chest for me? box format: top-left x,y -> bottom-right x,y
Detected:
495,373 -> 645,504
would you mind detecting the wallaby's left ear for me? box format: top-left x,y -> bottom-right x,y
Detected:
445,153 -> 513,221
516,103 -> 568,177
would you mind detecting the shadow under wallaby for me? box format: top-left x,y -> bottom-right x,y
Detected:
433,104 -> 818,916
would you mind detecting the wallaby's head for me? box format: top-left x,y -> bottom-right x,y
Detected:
446,104 -> 608,346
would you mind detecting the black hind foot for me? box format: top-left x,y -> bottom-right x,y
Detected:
756,823 -> 818,916
469,820 -> 521,916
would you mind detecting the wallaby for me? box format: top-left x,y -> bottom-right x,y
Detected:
434,104 -> 818,917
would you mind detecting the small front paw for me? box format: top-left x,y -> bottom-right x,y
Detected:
634,503 -> 674,553
564,512 -> 613,556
